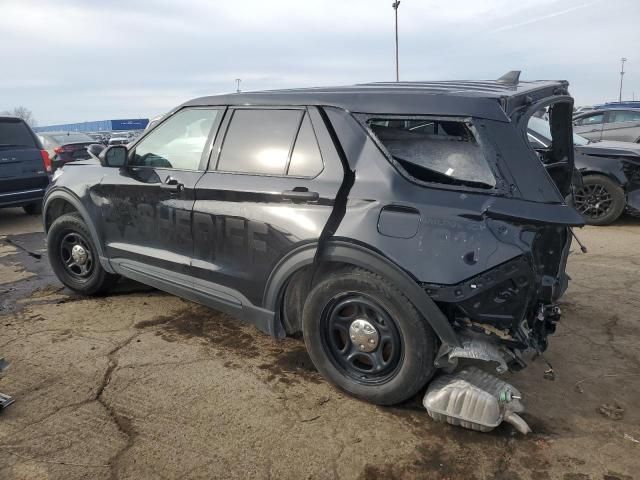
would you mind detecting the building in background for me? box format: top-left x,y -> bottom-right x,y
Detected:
34,118 -> 149,133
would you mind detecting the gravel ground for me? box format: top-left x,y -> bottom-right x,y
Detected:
0,208 -> 639,480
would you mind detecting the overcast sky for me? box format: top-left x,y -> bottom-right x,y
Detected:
1,0 -> 638,125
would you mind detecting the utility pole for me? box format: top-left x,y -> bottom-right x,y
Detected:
618,58 -> 627,102
392,1 -> 400,82
235,78 -> 242,93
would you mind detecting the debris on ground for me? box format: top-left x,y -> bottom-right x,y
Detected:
597,403 -> 624,420
424,366 -> 531,434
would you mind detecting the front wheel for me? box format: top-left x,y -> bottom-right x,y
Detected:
47,213 -> 119,295
302,267 -> 437,405
568,174 -> 626,226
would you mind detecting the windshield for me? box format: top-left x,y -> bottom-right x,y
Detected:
528,116 -> 589,146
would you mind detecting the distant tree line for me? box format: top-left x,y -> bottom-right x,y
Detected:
1,106 -> 37,127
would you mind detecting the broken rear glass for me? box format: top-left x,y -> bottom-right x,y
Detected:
368,118 -> 496,189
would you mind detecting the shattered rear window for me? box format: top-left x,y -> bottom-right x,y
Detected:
368,118 -> 496,189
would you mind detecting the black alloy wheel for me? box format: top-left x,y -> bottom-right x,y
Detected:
570,174 -> 625,226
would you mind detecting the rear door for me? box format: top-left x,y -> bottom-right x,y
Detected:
0,118 -> 48,201
600,110 -> 640,142
191,106 -> 342,306
96,107 -> 224,276
573,111 -> 605,140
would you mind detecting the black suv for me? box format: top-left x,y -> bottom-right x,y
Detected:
1,116 -> 51,214
43,74 -> 584,405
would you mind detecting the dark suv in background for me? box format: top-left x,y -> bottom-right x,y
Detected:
0,116 -> 51,214
43,75 -> 583,405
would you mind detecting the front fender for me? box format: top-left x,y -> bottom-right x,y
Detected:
43,188 -> 115,273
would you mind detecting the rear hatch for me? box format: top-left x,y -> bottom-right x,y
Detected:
0,118 -> 48,195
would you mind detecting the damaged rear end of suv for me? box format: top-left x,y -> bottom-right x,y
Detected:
280,73 -> 584,409
43,72 -> 583,427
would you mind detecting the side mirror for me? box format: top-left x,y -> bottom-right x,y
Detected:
101,145 -> 128,167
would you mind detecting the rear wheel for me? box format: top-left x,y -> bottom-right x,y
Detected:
569,174 -> 625,226
47,214 -> 118,295
23,202 -> 42,215
302,267 -> 437,405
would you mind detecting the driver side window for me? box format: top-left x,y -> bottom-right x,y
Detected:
130,108 -> 220,170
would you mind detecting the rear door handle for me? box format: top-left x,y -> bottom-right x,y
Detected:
161,176 -> 184,193
281,188 -> 319,203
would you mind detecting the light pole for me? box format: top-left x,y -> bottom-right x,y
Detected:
392,1 -> 400,82
235,78 -> 242,93
619,58 -> 627,102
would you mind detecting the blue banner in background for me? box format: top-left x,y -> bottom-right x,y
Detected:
34,118 -> 149,133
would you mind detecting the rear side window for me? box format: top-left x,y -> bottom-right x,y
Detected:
368,118 -> 496,189
216,109 -> 323,177
0,119 -> 36,148
288,114 -> 323,177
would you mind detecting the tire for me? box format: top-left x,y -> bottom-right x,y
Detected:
47,213 -> 119,295
568,174 -> 626,226
302,267 -> 437,405
23,202 -> 42,215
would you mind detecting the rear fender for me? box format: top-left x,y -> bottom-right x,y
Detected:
263,241 -> 461,348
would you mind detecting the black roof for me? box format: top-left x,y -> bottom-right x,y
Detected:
184,77 -> 569,122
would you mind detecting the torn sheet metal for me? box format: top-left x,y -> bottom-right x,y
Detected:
436,335 -> 509,373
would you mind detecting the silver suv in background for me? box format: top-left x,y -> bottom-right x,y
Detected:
573,108 -> 640,143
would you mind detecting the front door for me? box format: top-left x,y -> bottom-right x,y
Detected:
95,107 -> 224,276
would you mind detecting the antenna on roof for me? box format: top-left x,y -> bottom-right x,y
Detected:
497,70 -> 521,85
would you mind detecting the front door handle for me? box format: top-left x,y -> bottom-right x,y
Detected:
161,176 -> 184,193
281,188 -> 319,203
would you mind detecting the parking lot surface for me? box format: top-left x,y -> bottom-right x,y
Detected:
0,210 -> 639,480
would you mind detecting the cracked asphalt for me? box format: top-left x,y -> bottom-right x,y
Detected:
0,206 -> 639,480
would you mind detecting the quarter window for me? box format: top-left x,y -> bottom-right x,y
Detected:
369,118 -> 496,189
130,108 -> 219,170
216,109 -> 323,177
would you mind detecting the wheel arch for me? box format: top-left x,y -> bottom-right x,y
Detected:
577,163 -> 628,187
43,189 -> 115,273
263,241 -> 461,348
